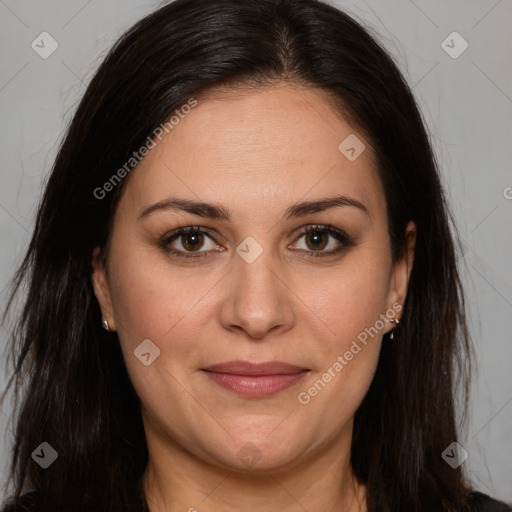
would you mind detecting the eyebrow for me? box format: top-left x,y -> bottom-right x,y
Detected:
137,195 -> 369,222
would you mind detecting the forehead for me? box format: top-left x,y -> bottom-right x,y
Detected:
118,83 -> 385,221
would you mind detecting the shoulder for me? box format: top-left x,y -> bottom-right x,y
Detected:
469,491 -> 512,512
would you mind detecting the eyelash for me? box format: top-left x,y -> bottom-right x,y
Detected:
160,224 -> 355,260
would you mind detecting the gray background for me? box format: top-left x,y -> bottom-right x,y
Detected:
1,0 -> 511,503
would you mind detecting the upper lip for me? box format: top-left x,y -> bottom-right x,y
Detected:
202,360 -> 308,375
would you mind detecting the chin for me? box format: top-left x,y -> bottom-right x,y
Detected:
205,430 -> 311,473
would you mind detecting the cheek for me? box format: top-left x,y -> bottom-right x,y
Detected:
106,249 -> 215,428
292,249 -> 390,409
304,253 -> 391,354
107,243 -> 219,367
293,268 -> 386,433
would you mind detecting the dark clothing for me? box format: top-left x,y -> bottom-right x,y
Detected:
470,492 -> 512,512
2,489 -> 511,511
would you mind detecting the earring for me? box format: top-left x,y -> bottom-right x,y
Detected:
102,316 -> 110,332
389,318 -> 400,340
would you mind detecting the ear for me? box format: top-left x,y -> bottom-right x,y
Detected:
385,220 -> 416,330
91,246 -> 117,331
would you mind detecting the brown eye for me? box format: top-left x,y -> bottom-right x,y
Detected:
290,225 -> 354,258
304,230 -> 329,251
180,231 -> 205,252
162,227 -> 219,258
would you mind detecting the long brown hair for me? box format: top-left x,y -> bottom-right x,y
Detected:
1,0 -> 474,510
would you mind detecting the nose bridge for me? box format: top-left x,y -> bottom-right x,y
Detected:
219,237 -> 293,339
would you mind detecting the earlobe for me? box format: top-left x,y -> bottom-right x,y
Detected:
91,246 -> 117,331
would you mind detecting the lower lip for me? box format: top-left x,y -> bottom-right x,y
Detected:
202,370 -> 308,397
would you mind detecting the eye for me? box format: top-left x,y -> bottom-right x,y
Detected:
290,225 -> 354,257
161,226 -> 221,258
160,224 -> 354,260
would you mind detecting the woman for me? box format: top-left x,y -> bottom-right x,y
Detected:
1,0 -> 510,510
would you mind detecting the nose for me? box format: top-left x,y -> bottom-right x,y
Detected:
219,250 -> 295,340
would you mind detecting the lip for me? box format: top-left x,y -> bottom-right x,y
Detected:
202,360 -> 309,398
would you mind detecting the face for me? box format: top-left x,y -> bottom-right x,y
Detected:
92,83 -> 415,473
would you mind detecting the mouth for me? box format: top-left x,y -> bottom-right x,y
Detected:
201,360 -> 310,398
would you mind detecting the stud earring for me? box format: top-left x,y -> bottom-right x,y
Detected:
389,318 -> 400,340
102,316 -> 111,332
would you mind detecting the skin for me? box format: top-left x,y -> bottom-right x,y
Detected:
92,82 -> 415,512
